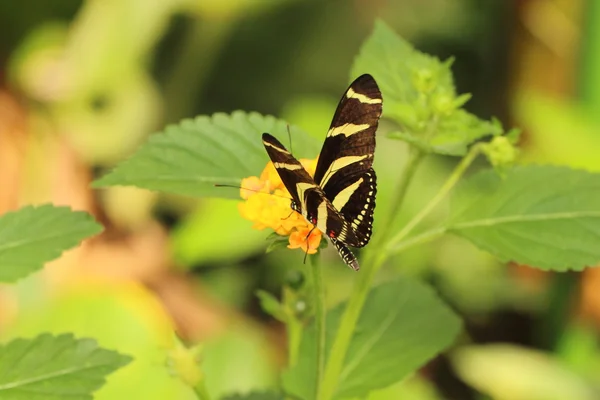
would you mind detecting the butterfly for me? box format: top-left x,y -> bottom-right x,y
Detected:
262,74 -> 382,270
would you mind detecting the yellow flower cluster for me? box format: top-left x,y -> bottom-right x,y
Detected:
238,159 -> 322,254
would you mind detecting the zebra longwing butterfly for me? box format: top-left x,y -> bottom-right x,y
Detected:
263,74 -> 382,270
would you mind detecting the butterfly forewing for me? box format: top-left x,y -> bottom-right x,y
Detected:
261,133 -> 313,208
313,74 -> 381,187
314,74 -> 381,247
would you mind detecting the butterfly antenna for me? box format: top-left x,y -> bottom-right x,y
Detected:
287,124 -> 293,154
214,184 -> 292,200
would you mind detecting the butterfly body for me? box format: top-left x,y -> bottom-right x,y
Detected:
262,74 -> 382,270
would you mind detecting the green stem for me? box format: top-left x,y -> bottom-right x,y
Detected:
319,144 -> 482,400
310,254 -> 326,399
374,148 -> 424,244
385,143 -> 483,251
284,286 -> 303,367
193,380 -> 211,400
389,226 -> 447,255
319,148 -> 425,400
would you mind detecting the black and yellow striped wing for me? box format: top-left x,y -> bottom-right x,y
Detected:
261,74 -> 381,270
314,74 -> 382,247
262,133 -> 360,252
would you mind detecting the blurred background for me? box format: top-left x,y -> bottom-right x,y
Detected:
1,0 -> 600,399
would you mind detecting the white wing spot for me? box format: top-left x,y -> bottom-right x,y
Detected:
347,87 -> 382,104
328,123 -> 370,138
264,141 -> 291,154
274,162 -> 302,170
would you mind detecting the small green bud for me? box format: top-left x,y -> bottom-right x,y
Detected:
413,68 -> 435,94
432,91 -> 454,116
481,136 -> 518,168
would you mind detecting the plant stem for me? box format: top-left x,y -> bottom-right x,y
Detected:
193,381 -> 211,400
385,143 -> 483,251
319,148 -> 425,400
319,144 -> 482,399
284,286 -> 303,367
389,226 -> 447,255
310,254 -> 326,399
318,251 -> 385,400
374,148 -> 424,244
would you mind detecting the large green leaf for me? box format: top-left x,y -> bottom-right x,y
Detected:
351,20 -> 500,155
449,166 -> 600,271
351,20 -> 454,115
0,205 -> 103,282
0,333 -> 131,400
282,277 -> 461,399
93,111 -> 319,199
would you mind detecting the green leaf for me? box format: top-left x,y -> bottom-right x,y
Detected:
351,20 -> 498,156
282,277 -> 461,399
428,109 -> 501,156
6,286 -> 195,399
222,392 -> 283,400
0,333 -> 131,400
93,111 -> 319,199
265,233 -> 290,254
449,166 -> 600,271
367,377 -> 443,400
0,205 -> 103,282
351,21 -> 454,112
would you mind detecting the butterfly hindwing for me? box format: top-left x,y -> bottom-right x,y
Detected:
331,168 -> 377,248
330,238 -> 359,271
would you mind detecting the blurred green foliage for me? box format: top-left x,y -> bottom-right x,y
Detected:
3,1 -> 600,400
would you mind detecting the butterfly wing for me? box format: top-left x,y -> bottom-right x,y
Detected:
262,133 -> 360,249
261,133 -> 313,208
313,74 -> 382,247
